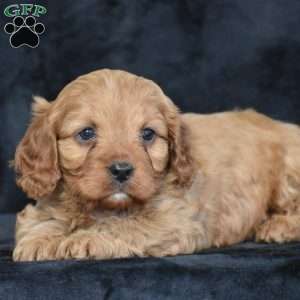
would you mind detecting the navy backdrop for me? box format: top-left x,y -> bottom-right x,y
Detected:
1,0 -> 300,212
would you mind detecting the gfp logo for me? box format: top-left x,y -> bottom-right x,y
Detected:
3,4 -> 47,48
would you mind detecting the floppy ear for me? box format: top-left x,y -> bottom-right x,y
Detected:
14,97 -> 61,200
162,97 -> 194,186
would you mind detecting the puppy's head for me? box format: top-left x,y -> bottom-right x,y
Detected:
15,70 -> 193,209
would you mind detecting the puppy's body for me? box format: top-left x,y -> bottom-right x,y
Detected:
13,70 -> 300,261
184,111 -> 300,246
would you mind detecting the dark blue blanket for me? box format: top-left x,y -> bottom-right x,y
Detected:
1,215 -> 300,300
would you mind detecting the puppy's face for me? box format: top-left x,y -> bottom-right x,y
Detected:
15,70 -> 192,210
57,73 -> 171,209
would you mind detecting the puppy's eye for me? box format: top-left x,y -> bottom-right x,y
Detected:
141,128 -> 156,142
77,127 -> 96,141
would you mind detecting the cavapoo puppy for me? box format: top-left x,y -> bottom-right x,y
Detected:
13,69 -> 300,261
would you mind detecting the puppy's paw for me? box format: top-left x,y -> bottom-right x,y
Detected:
255,216 -> 295,243
56,231 -> 104,260
56,231 -> 144,260
13,237 -> 62,261
146,241 -> 182,257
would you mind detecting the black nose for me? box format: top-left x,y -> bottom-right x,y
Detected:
108,162 -> 134,183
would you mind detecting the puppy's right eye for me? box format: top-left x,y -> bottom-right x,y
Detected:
77,127 -> 96,142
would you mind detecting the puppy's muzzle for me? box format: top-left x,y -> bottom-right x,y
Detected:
108,161 -> 134,183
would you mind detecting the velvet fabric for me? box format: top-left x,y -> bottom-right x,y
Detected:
0,0 -> 300,299
1,215 -> 300,299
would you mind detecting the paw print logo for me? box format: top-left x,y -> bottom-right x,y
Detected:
4,16 -> 45,48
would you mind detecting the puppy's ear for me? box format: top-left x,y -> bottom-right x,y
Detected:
14,97 -> 61,200
162,97 -> 194,186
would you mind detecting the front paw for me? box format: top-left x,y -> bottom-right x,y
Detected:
13,237 -> 62,262
146,242 -> 182,257
56,231 -> 105,260
255,217 -> 294,243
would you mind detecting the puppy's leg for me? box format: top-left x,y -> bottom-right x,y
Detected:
256,142 -> 300,243
13,204 -> 67,261
144,181 -> 212,257
255,187 -> 300,243
144,229 -> 210,257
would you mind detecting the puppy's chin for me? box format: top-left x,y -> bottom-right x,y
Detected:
98,192 -> 146,210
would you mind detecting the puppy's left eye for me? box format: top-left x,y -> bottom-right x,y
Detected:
141,128 -> 156,142
77,127 -> 96,142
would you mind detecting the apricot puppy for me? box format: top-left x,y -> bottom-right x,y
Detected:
13,69 -> 300,261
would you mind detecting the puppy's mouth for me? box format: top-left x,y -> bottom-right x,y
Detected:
101,192 -> 133,209
112,192 -> 128,200
87,180 -> 152,210
110,192 -> 130,204
98,188 -> 149,210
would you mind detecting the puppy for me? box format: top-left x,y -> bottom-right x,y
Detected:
13,69 -> 300,261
